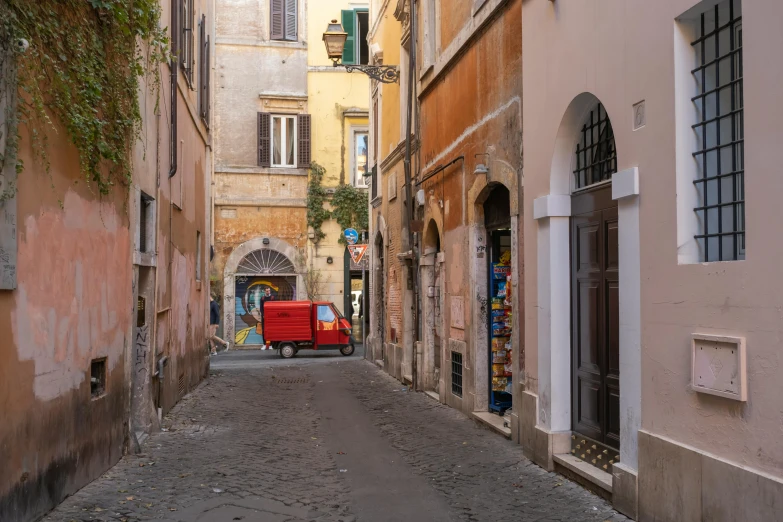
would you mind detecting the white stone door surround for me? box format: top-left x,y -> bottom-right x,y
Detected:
533,93 -> 642,477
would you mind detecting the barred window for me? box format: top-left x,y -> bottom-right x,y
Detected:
692,0 -> 744,261
573,103 -> 617,190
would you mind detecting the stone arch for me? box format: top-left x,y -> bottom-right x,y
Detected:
549,92 -> 607,195
222,237 -> 305,347
423,219 -> 441,255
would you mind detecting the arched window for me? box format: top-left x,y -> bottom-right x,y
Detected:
236,249 -> 295,275
574,103 -> 617,190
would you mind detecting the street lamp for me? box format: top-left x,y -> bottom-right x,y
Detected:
322,20 -> 400,84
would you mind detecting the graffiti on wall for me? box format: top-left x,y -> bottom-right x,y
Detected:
233,276 -> 296,345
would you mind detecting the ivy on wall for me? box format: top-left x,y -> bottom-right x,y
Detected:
306,162 -> 330,243
0,0 -> 168,196
306,162 -> 369,246
331,183 -> 368,246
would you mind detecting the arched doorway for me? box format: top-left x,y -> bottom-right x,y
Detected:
232,249 -> 297,346
222,238 -> 304,349
422,219 -> 443,393
483,184 -> 514,413
570,102 -> 621,464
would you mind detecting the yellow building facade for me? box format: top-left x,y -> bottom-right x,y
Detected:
306,0 -> 370,316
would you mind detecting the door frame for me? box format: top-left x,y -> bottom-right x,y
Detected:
533,167 -> 641,471
570,184 -> 620,449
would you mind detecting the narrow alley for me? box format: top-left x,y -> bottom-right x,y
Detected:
44,353 -> 626,522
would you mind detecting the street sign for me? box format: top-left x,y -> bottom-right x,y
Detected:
347,244 -> 368,264
344,228 -> 359,245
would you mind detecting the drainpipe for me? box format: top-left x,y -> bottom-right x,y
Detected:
403,0 -> 419,390
162,0 -> 179,414
156,356 -> 169,422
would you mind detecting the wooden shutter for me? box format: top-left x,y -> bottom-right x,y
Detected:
258,113 -> 271,167
297,114 -> 311,168
284,0 -> 297,41
271,0 -> 284,40
341,10 -> 355,64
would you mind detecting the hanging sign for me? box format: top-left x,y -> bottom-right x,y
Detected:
344,228 -> 359,245
347,244 -> 368,264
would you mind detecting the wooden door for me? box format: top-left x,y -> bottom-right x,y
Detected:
571,186 -> 620,449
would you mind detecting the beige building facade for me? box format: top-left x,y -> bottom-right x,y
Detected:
522,0 -> 783,519
213,0 -> 369,350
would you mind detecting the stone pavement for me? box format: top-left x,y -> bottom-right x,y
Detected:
43,352 -> 628,522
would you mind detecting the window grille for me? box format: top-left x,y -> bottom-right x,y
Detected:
237,249 -> 296,275
692,0 -> 744,261
574,103 -> 617,190
451,351 -> 463,397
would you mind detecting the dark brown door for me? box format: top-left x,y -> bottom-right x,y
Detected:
571,186 -> 620,449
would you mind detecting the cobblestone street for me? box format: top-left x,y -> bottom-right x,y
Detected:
44,352 -> 627,522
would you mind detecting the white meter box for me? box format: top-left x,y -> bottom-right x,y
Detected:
691,334 -> 746,401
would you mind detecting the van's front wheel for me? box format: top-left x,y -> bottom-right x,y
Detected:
280,343 -> 297,359
340,344 -> 355,357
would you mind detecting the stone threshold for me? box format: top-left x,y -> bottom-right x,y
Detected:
472,411 -> 511,439
424,390 -> 439,402
553,454 -> 612,497
374,359 -> 384,368
403,374 -> 413,386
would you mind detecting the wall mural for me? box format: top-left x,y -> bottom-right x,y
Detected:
234,276 -> 296,345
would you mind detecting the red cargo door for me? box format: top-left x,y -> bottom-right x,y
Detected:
315,304 -> 340,348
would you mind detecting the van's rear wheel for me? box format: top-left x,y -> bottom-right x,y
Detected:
280,343 -> 296,359
340,344 -> 355,357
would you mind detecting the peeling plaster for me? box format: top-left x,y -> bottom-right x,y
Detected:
11,191 -> 131,401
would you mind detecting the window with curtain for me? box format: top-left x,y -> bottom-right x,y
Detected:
272,115 -> 296,168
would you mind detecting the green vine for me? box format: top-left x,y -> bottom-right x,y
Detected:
306,162 -> 330,243
332,183 -> 368,246
0,0 -> 168,196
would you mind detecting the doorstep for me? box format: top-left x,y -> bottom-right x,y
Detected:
553,453 -> 612,496
403,374 -> 413,386
472,411 -> 511,439
424,390 -> 439,402
375,359 -> 384,368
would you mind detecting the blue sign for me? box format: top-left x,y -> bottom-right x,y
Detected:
344,228 -> 359,245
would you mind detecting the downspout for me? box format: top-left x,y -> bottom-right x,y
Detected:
403,0 -> 418,390
158,0 -> 179,415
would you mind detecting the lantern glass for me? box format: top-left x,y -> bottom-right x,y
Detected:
323,20 -> 348,61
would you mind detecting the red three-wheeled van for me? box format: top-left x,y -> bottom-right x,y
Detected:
261,300 -> 356,358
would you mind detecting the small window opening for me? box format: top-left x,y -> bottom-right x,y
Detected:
91,358 -> 107,398
196,231 -> 202,281
451,351 -> 463,397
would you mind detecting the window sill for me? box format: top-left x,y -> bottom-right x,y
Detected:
217,166 -> 308,176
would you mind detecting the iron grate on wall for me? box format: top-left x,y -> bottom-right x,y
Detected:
691,0 -> 744,262
451,351 -> 463,397
573,103 -> 617,190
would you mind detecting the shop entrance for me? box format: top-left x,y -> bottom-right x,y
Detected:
484,185 -> 513,413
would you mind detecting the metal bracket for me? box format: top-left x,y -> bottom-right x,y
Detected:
340,63 -> 400,84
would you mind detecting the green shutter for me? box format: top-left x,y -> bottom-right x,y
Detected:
341,9 -> 355,65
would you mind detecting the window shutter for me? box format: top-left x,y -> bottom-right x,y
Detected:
258,113 -> 271,167
297,114 -> 311,168
341,10 -> 355,64
271,0 -> 284,40
284,0 -> 297,41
